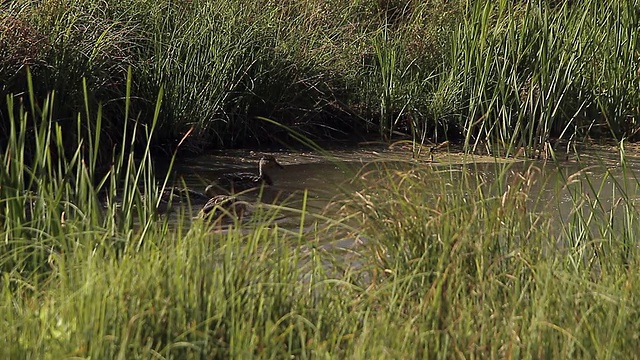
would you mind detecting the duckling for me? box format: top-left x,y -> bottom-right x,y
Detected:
197,194 -> 248,222
210,155 -> 283,194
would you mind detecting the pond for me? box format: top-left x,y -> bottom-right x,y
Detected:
160,142 -> 640,247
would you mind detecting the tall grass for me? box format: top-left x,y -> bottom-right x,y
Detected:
0,68 -> 161,274
0,78 -> 359,358
3,77 -> 640,357
3,0 -> 638,157
1,0 -> 464,155
340,158 -> 640,358
3,1 -> 640,357
444,0 -> 640,155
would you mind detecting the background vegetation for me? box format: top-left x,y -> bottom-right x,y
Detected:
3,0 -> 638,159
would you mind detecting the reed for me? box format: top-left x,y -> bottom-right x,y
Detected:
444,0 -> 640,155
2,3 -> 640,355
1,0 -> 464,154
3,1 -> 638,156
0,79 -> 357,358
340,157 -> 640,358
3,79 -> 640,356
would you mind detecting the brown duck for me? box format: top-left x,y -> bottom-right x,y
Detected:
209,155 -> 283,194
197,194 -> 248,222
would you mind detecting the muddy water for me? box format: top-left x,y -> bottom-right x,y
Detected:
161,144 -> 640,246
165,149 -> 372,215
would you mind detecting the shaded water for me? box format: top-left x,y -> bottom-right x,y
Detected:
159,144 -> 640,247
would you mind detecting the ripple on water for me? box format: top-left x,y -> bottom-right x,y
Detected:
155,144 -> 640,249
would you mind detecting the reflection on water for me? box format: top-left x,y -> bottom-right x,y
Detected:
158,145 -> 640,248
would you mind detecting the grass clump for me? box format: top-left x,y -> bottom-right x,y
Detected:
338,159 -> 640,357
3,0 -> 638,159
3,43 -> 640,357
0,81 -> 363,358
3,85 -> 640,357
445,0 -> 640,154
1,0 -> 463,154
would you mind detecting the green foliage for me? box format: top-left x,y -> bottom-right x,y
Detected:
3,83 -> 640,357
0,82 -> 360,358
1,0 -> 463,154
443,0 -> 640,154
342,158 -> 640,357
3,0 -> 639,155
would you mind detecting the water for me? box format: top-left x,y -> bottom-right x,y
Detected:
159,143 -> 640,247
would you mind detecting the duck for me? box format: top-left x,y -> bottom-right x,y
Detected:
155,185 -> 216,214
209,155 -> 283,194
197,194 -> 248,222
160,186 -> 213,203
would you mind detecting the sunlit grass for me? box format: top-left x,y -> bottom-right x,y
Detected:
447,0 -> 640,154
3,84 -> 640,357
3,0 -> 637,155
1,0 -> 463,151
338,158 -> 640,358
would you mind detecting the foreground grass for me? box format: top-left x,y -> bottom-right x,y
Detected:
4,140 -> 640,357
3,58 -> 640,358
341,159 -> 640,358
4,164 -> 640,358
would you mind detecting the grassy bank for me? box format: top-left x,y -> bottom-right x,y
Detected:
3,85 -> 640,358
2,0 -> 638,158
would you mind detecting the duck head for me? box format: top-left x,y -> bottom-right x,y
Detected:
259,155 -> 284,170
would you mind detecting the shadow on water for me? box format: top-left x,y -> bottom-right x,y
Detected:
155,144 -> 640,251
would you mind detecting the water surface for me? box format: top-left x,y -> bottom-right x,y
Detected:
161,144 -> 640,248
